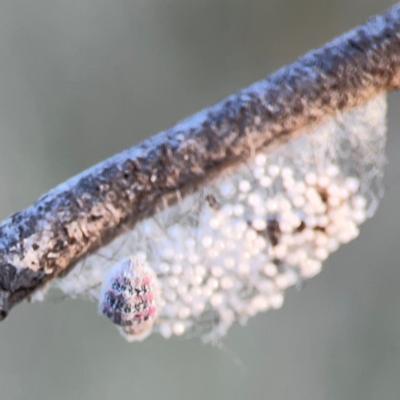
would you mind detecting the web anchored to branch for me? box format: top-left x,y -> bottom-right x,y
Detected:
49,94 -> 387,342
0,4 -> 399,339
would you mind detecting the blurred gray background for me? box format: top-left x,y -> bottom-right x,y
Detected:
0,1 -> 400,399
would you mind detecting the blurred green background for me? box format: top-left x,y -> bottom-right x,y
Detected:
1,1 -> 400,399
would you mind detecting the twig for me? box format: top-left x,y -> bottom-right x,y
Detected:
1,3 -> 400,320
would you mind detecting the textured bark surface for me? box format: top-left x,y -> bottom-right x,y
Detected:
1,3 -> 400,319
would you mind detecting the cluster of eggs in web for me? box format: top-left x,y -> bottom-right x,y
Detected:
99,152 -> 369,342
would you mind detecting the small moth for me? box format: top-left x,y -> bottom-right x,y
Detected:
99,256 -> 161,342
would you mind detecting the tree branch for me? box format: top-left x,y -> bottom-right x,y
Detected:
1,3 -> 400,319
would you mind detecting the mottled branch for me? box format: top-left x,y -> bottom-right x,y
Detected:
1,3 -> 400,319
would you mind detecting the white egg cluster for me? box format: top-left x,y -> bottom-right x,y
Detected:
143,164 -> 370,341
50,94 -> 387,343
